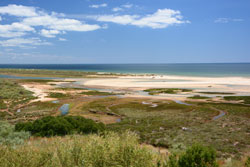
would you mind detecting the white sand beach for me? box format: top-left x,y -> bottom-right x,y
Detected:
79,75 -> 250,99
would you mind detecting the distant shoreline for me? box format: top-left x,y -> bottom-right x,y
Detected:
0,63 -> 250,77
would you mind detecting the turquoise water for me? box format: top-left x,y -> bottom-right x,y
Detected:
0,63 -> 250,77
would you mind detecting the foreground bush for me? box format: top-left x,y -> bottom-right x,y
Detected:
166,144 -> 218,167
0,121 -> 30,146
0,131 -> 158,167
15,116 -> 105,137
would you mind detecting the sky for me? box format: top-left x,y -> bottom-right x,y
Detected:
0,0 -> 249,64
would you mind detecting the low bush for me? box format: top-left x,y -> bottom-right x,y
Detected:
188,95 -> 211,99
0,121 -> 30,146
48,92 -> 69,98
166,144 -> 218,167
245,157 -> 250,167
0,131 -> 158,167
15,116 -> 105,137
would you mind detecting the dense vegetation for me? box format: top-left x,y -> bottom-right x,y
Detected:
0,79 -> 35,109
0,131 -> 220,167
0,121 -> 30,146
48,92 -> 69,98
78,97 -> 250,159
15,116 -> 105,137
144,88 -> 192,95
224,96 -> 250,104
167,144 -> 218,167
188,95 -> 211,99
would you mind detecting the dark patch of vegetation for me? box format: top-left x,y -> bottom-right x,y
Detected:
80,90 -> 118,96
223,96 -> 250,104
198,92 -> 235,95
15,116 -> 105,137
188,95 -> 211,99
166,144 -> 218,167
144,88 -> 192,95
245,157 -> 250,167
48,92 -> 69,98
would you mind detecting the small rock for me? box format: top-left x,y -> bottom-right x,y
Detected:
159,127 -> 164,130
182,127 -> 188,131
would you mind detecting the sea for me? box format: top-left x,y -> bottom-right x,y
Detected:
0,63 -> 250,77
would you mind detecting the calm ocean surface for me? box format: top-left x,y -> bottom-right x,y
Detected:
0,63 -> 250,77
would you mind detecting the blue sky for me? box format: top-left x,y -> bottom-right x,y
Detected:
0,0 -> 249,64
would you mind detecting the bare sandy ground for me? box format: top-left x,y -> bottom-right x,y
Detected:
80,75 -> 250,99
22,84 -> 55,102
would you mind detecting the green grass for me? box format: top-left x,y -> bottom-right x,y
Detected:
82,98 -> 250,159
10,101 -> 61,123
144,88 -> 192,95
224,96 -> 250,104
0,79 -> 35,110
188,95 -> 211,99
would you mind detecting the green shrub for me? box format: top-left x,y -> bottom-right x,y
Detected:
15,116 -> 105,137
166,144 -> 218,167
48,92 -> 69,98
0,131 -> 157,167
0,121 -> 30,146
245,157 -> 250,167
188,95 -> 211,99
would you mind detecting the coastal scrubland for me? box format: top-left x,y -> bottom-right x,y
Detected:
0,74 -> 250,166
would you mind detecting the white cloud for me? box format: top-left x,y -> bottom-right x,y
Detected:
59,38 -> 67,41
122,4 -> 133,9
89,3 -> 107,8
112,3 -> 133,12
23,15 -> 101,32
0,37 -> 51,47
112,7 -> 123,12
0,22 -> 35,38
0,4 -> 38,17
95,9 -> 189,29
215,18 -> 244,23
40,29 -> 61,38
0,4 -> 102,42
96,15 -> 139,25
